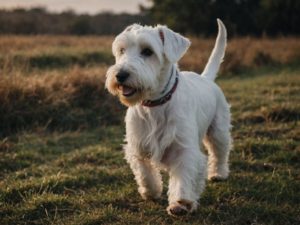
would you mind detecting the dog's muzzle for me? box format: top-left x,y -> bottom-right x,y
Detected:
116,70 -> 137,97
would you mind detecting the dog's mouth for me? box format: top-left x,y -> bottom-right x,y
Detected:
118,85 -> 137,97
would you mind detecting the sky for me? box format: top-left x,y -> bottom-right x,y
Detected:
0,0 -> 151,14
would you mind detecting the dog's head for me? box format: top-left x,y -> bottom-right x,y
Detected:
105,24 -> 190,106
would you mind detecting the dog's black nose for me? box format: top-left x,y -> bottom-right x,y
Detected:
116,70 -> 130,83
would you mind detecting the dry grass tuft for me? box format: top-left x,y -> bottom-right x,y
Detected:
182,37 -> 300,74
0,35 -> 299,136
0,66 -> 124,136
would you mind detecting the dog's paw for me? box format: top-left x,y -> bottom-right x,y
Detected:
167,200 -> 195,216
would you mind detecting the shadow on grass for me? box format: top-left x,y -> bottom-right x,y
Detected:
1,169 -> 127,204
0,126 -> 124,177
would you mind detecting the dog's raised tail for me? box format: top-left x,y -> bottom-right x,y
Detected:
201,19 -> 227,81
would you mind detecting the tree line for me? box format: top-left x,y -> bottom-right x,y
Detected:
0,7 -> 149,35
0,0 -> 299,36
144,0 -> 300,36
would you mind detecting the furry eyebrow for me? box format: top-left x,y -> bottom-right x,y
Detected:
137,36 -> 155,50
140,43 -> 153,49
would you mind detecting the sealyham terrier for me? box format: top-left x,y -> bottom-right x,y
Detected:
106,19 -> 232,216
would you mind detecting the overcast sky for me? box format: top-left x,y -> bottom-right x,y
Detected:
0,0 -> 151,14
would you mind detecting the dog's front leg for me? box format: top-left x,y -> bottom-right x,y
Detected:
125,152 -> 162,200
166,148 -> 207,216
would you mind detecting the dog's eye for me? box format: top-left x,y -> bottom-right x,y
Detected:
141,48 -> 153,57
120,48 -> 125,55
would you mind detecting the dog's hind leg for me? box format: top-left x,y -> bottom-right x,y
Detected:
203,104 -> 232,181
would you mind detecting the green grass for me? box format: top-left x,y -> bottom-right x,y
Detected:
1,66 -> 299,224
0,35 -> 299,224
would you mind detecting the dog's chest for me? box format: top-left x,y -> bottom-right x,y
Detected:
126,107 -> 176,160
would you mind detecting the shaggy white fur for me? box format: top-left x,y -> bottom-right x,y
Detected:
106,19 -> 232,216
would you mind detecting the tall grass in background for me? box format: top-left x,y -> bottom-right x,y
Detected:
0,36 -> 299,224
0,36 -> 299,136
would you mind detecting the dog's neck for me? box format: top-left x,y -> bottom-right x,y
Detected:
141,64 -> 178,107
160,65 -> 176,96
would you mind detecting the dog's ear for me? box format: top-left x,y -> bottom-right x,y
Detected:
158,25 -> 191,63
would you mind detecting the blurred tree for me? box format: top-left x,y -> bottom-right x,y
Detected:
0,1 -> 298,36
258,0 -> 300,35
0,8 -> 148,35
210,0 -> 260,35
70,15 -> 94,35
143,0 -> 300,36
144,0 -> 208,34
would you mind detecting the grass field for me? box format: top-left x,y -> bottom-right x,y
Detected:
0,36 -> 299,225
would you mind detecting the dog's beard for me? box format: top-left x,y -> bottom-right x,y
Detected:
105,76 -> 149,107
119,90 -> 145,106
116,80 -> 151,106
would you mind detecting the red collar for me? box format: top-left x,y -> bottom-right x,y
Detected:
142,72 -> 179,107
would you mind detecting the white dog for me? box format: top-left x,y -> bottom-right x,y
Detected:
106,19 -> 232,216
